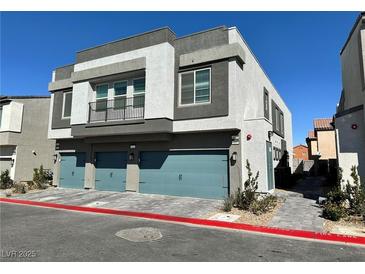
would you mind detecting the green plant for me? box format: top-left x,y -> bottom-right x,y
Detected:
13,182 -> 28,194
345,166 -> 365,216
234,160 -> 259,210
33,165 -> 48,189
0,170 -> 13,189
322,202 -> 346,221
250,195 -> 278,215
222,195 -> 233,212
326,186 -> 347,206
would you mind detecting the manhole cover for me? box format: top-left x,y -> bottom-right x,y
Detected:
115,227 -> 162,242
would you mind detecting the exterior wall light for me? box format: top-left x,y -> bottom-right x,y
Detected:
268,131 -> 274,140
129,152 -> 135,161
231,152 -> 237,161
53,154 -> 58,163
246,134 -> 252,141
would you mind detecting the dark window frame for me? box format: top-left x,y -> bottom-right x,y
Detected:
271,100 -> 285,137
263,88 -> 270,119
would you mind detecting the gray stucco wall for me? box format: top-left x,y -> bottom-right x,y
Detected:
1,98 -> 55,182
174,61 -> 229,120
76,28 -> 176,63
173,27 -> 229,121
51,91 -> 71,129
55,64 -> 74,81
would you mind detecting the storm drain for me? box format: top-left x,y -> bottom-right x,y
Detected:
115,227 -> 163,242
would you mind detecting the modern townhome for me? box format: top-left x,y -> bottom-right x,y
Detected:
0,96 -> 55,181
48,26 -> 292,199
335,12 -> 365,185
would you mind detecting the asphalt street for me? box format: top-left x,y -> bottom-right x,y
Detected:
0,203 -> 364,262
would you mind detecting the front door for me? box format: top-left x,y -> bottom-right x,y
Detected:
266,142 -> 274,190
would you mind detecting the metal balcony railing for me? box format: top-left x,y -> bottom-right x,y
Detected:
88,95 -> 145,123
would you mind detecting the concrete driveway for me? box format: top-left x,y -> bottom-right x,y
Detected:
6,187 -> 223,218
1,203 -> 364,262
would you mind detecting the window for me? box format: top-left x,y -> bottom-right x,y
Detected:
179,68 -> 211,105
272,100 -> 285,137
62,91 -> 72,119
114,81 -> 127,109
95,84 -> 108,111
264,88 -> 269,119
133,78 -> 145,108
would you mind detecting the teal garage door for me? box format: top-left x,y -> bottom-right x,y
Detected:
95,152 -> 128,192
139,151 -> 229,199
59,153 -> 86,189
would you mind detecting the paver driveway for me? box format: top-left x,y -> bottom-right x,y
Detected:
4,187 -> 223,218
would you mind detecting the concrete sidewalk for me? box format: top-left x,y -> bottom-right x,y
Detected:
4,187 -> 223,218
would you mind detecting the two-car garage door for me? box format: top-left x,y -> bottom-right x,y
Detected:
139,151 -> 229,199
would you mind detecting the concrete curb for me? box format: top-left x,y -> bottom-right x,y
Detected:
1,197 -> 365,247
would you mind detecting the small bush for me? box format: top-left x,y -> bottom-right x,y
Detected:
222,195 -> 234,212
0,170 -> 13,189
13,182 -> 29,194
322,202 -> 346,221
250,195 -> 278,215
33,165 -> 48,189
234,160 -> 259,210
326,186 -> 347,206
345,166 -> 365,216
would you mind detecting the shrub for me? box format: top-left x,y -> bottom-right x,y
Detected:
13,182 -> 29,194
322,202 -> 346,221
33,165 -> 48,189
326,186 -> 347,206
250,195 -> 278,215
345,166 -> 365,216
0,170 -> 13,189
5,189 -> 12,197
234,160 -> 259,210
222,195 -> 233,212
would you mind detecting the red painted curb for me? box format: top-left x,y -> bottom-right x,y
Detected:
1,197 -> 365,246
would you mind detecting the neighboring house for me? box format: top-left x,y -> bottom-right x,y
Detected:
306,118 -> 337,176
48,26 -> 292,199
0,96 -> 55,182
293,144 -> 309,161
306,118 -> 336,160
335,12 -> 365,185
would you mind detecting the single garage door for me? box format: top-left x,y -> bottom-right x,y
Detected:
95,152 -> 128,192
59,153 -> 86,189
139,151 -> 229,199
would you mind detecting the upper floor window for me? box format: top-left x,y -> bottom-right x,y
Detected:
179,68 -> 211,106
272,100 -> 285,137
133,78 -> 145,108
62,91 -> 72,119
95,84 -> 108,111
114,81 -> 128,109
264,88 -> 269,119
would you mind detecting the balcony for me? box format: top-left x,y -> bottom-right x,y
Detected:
88,96 -> 144,123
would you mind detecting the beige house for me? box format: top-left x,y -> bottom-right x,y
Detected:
306,118 -> 336,160
335,12 -> 365,185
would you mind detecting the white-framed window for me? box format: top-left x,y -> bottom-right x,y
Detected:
179,68 -> 211,106
113,81 -> 128,109
133,77 -> 145,108
95,83 -> 109,111
62,91 -> 72,119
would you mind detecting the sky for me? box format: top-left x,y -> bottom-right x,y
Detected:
0,11 -> 360,146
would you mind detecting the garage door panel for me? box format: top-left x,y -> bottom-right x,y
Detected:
95,152 -> 127,192
60,153 -> 86,189
139,151 -> 228,199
